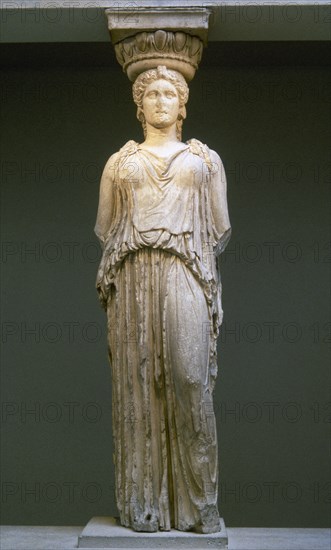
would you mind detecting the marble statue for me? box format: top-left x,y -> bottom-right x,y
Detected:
94,29 -> 231,536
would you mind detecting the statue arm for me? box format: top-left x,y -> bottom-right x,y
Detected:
209,149 -> 232,255
94,153 -> 119,248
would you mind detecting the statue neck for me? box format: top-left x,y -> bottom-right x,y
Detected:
143,123 -> 178,147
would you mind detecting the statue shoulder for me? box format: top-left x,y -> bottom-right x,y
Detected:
186,138 -> 213,171
118,140 -> 139,159
187,138 -> 209,155
209,148 -> 223,166
102,140 -> 139,176
187,139 -> 223,168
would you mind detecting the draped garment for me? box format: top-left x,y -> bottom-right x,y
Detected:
95,139 -> 231,532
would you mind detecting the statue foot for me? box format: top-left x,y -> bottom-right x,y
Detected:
195,505 -> 221,534
132,513 -> 159,533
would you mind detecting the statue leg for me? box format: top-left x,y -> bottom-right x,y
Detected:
107,249 -> 172,532
162,255 -> 221,533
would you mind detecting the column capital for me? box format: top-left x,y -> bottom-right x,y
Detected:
105,6 -> 212,81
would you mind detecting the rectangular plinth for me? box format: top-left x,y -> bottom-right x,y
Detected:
78,516 -> 228,548
106,7 -> 211,44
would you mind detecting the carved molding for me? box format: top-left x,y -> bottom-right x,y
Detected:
114,30 -> 203,82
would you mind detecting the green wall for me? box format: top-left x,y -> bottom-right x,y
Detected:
1,43 -> 329,527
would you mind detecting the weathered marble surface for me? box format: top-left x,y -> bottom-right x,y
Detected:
95,27 -> 231,535
78,516 -> 228,548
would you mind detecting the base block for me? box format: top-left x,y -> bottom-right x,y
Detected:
78,516 -> 228,548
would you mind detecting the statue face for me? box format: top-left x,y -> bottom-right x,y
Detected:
142,79 -> 180,129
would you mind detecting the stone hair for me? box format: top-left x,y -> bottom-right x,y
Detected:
132,65 -> 189,140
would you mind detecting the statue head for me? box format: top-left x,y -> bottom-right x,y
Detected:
132,65 -> 189,141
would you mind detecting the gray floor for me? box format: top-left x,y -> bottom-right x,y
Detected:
0,526 -> 330,550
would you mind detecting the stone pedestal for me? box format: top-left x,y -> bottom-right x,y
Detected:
78,516 -> 228,548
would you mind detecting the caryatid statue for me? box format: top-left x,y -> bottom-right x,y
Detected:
95,24 -> 231,535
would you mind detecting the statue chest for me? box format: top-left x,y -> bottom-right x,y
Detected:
119,153 -> 204,234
